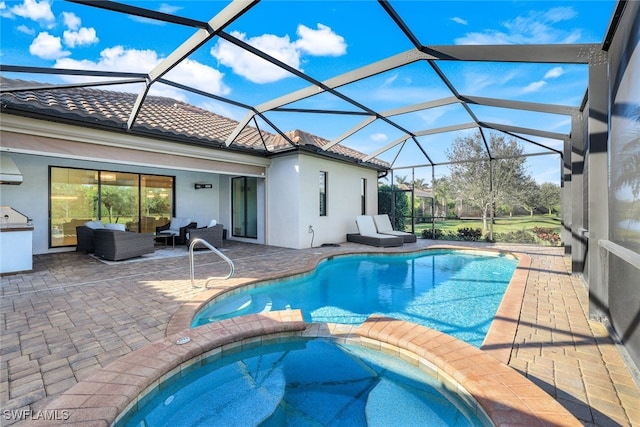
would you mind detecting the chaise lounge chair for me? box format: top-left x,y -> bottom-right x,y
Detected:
372,214 -> 417,243
346,215 -> 404,247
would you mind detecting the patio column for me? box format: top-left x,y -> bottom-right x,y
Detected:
570,113 -> 586,274
586,58 -> 610,320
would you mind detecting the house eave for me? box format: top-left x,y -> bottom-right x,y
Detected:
266,144 -> 390,172
0,110 -> 272,169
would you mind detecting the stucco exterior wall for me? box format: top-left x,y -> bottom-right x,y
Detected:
0,151 -> 227,254
267,153 -> 379,249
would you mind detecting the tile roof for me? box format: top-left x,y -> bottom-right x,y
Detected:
0,77 -> 389,169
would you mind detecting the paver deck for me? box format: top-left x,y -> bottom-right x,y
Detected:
1,240 -> 639,426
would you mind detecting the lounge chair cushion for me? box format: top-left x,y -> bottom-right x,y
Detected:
355,215 -> 380,237
349,216 -> 404,247
372,214 -> 417,243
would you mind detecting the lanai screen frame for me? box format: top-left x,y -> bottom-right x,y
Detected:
0,0 -> 623,231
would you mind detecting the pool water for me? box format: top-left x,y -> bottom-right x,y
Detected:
193,250 -> 518,347
122,339 -> 489,427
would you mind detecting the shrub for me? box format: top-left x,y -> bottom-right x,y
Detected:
532,227 -> 561,246
492,230 -> 537,244
422,228 -> 443,239
457,227 -> 482,241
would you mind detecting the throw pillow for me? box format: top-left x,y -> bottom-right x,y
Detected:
84,220 -> 105,229
208,219 -> 217,228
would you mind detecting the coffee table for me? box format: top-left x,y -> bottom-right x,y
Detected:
156,231 -> 175,248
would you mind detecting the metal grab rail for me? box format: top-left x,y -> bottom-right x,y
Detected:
189,238 -> 235,288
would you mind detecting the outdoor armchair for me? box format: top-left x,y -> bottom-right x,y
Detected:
155,217 -> 197,245
188,223 -> 224,249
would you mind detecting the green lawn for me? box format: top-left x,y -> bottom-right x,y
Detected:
411,215 -> 562,245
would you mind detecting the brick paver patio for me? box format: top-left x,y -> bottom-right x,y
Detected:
1,240 -> 639,426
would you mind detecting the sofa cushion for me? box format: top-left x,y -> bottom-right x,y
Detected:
85,220 -> 105,229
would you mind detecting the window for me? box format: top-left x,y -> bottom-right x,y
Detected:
361,178 -> 367,215
50,167 -> 174,247
319,171 -> 327,216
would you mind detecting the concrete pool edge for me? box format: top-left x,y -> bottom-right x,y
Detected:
23,310 -> 580,426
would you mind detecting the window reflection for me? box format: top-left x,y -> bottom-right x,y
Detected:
50,167 -> 174,247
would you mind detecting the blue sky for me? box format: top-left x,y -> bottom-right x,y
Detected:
0,0 -> 617,184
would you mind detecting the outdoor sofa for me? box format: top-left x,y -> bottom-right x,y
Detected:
76,221 -> 155,261
76,221 -> 131,253
92,229 -> 155,261
346,215 -> 404,247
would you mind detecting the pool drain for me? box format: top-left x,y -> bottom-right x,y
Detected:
176,336 -> 191,345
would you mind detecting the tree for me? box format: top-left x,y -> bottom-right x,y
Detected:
101,186 -> 137,223
394,175 -> 409,187
378,184 -> 410,230
433,177 -> 454,218
446,131 -> 530,229
519,177 -> 541,217
539,182 -> 561,215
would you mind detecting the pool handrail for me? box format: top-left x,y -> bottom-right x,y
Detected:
189,238 -> 235,288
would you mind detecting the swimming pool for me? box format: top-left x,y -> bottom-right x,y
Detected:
121,338 -> 490,427
193,249 -> 518,347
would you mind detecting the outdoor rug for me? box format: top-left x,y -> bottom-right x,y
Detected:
89,246 -> 193,265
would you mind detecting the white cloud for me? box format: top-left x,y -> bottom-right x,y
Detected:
10,0 -> 54,24
0,2 -> 11,18
544,66 -> 564,79
129,4 -> 182,25
159,3 -> 182,14
460,69 -> 518,93
544,7 -> 577,23
29,32 -> 69,59
56,45 -> 157,72
211,31 -> 299,84
522,80 -> 546,93
371,133 -> 387,142
294,23 -> 346,56
55,46 -> 230,98
62,11 -> 80,30
63,27 -> 99,48
17,24 -> 35,35
165,58 -> 230,96
211,24 -> 346,84
383,73 -> 398,86
455,6 -> 581,45
451,17 -> 468,25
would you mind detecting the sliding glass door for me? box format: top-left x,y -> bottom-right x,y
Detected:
50,167 -> 174,247
231,176 -> 257,238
